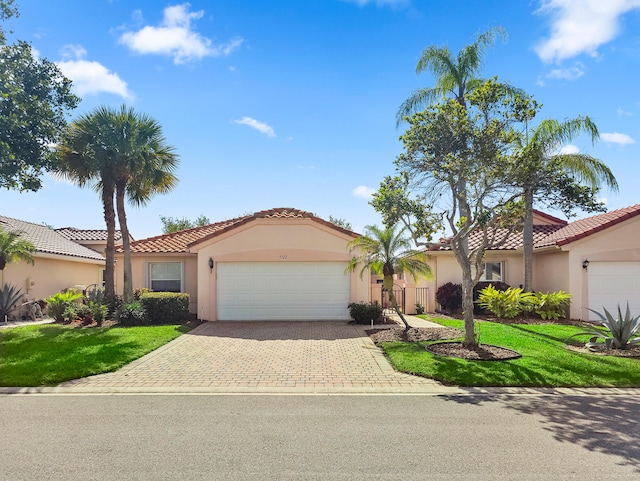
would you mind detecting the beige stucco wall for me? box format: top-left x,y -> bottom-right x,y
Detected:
190,218 -> 369,321
115,253 -> 198,313
560,217 -> 640,320
0,254 -> 104,301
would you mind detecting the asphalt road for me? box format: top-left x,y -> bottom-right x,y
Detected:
1,393 -> 638,480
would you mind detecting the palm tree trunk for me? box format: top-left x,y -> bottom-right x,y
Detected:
384,275 -> 410,331
523,188 -> 534,292
115,183 -> 133,303
102,182 -> 116,307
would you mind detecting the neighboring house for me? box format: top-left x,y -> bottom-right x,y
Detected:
114,208 -> 369,321
56,227 -> 130,255
404,205 -> 640,321
0,216 -> 106,301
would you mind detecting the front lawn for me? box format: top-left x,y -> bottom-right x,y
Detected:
380,317 -> 640,387
0,324 -> 188,387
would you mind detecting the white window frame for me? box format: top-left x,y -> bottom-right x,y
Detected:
480,261 -> 503,282
147,261 -> 184,292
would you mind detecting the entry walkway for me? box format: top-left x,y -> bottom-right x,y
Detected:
59,321 -> 443,393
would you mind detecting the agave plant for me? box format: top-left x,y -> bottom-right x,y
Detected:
0,283 -> 24,322
569,303 -> 640,350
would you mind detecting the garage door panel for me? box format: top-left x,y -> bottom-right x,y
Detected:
588,262 -> 640,321
217,262 -> 350,321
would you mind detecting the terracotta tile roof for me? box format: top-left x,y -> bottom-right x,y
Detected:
0,216 -> 106,261
536,204 -> 640,247
122,208 -> 358,254
56,227 -> 124,242
431,204 -> 640,252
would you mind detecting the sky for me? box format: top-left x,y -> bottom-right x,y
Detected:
1,0 -> 639,239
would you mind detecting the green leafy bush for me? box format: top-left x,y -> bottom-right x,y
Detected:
473,281 -> 511,313
133,287 -> 150,300
532,291 -> 571,320
348,301 -> 383,324
0,283 -> 23,321
115,301 -> 149,326
140,292 -> 189,324
45,290 -> 84,323
477,285 -> 535,318
435,282 -> 462,312
90,302 -> 107,326
569,303 -> 640,349
415,303 -> 425,315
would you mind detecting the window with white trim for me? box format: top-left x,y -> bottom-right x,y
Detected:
481,262 -> 503,282
148,262 -> 183,292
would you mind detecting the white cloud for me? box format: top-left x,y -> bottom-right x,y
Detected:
601,132 -> 636,145
558,144 -> 580,154
233,117 -> 276,138
535,0 -> 640,63
617,108 -> 633,116
56,45 -> 133,99
118,3 -> 243,64
353,185 -> 376,199
546,63 -> 584,80
597,197 -> 609,205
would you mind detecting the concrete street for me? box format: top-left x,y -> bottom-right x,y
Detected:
1,393 -> 638,480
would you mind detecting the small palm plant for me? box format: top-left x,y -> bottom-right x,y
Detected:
0,283 -> 24,322
569,303 -> 640,350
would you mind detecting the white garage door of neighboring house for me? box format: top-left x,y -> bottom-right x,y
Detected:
217,262 -> 350,321
588,262 -> 640,321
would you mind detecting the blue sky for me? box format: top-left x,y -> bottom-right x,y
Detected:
2,0 -> 639,238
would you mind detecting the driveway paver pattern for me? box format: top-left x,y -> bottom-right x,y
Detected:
60,321 -> 441,393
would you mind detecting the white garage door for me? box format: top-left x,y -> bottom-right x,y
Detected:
588,262 -> 640,321
217,262 -> 350,321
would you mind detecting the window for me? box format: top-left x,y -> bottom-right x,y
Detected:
148,262 -> 183,292
481,262 -> 503,282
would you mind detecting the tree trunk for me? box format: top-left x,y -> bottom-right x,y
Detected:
523,188 -> 534,292
102,182 -> 116,307
115,183 -> 133,303
461,265 -> 477,347
384,274 -> 410,331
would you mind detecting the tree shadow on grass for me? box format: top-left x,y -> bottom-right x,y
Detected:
442,392 -> 640,472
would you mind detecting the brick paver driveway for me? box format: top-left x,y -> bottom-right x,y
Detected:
61,321 -> 441,393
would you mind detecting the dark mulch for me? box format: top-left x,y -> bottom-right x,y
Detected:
57,318 -> 205,329
426,342 -> 521,361
565,342 -> 640,358
366,326 -> 462,344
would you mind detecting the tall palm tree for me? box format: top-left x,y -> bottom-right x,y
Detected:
0,226 -> 35,271
396,26 -> 506,125
347,224 -> 432,330
55,105 -> 178,304
515,116 -> 618,291
109,106 -> 179,302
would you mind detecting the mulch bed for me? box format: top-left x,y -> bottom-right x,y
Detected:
366,326 -> 462,344
426,342 -> 521,360
565,342 -> 640,358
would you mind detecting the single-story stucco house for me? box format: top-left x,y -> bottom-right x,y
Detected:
114,208 -> 369,321
403,204 -> 640,321
0,216 -> 107,301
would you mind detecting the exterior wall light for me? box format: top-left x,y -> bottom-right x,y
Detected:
208,257 -> 214,271
582,259 -> 589,269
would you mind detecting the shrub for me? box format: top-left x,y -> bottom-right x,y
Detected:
473,281 -> 511,314
0,283 -> 23,321
133,287 -> 150,300
140,292 -> 189,324
477,285 -> 534,318
45,290 -> 84,323
435,282 -> 462,312
85,286 -> 105,305
532,291 -> 571,320
568,303 -> 640,350
90,302 -> 107,326
115,301 -> 149,326
415,303 -> 425,315
348,301 -> 383,324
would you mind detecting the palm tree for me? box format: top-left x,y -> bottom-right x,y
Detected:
515,116 -> 618,291
55,108 -> 118,305
109,106 -> 179,302
0,226 -> 35,271
347,224 -> 432,330
396,26 -> 506,125
55,105 -> 178,304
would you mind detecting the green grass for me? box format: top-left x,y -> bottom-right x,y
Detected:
381,317 -> 640,387
0,324 -> 189,386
